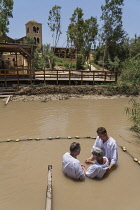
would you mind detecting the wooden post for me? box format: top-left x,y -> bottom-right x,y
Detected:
81,71 -> 83,85
115,72 -> 118,82
57,70 -> 58,85
4,69 -> 7,88
92,71 -> 94,85
44,69 -> 46,84
45,165 -> 52,210
105,71 -> 107,81
69,70 -> 71,85
17,68 -> 19,88
29,69 -> 32,85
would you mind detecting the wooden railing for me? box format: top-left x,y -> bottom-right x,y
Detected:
0,68 -> 118,87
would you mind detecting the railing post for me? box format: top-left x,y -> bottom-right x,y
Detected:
29,69 -> 32,85
115,72 -> 118,82
4,69 -> 7,88
81,71 -> 83,85
93,71 -> 95,85
44,69 -> 46,84
17,68 -> 19,88
57,70 -> 58,85
105,71 -> 107,81
69,70 -> 71,85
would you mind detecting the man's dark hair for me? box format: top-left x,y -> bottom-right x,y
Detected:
70,142 -> 80,153
96,127 -> 107,134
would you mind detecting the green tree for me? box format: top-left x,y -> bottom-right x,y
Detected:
118,58 -> 140,86
48,5 -> 62,48
67,7 -> 98,69
0,0 -> 14,36
129,35 -> 140,59
82,17 -> 98,62
34,48 -> 44,69
34,44 -> 56,69
100,0 -> 126,70
23,37 -> 35,45
67,8 -> 84,54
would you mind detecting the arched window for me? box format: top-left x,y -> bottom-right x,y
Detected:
33,26 -> 36,33
37,27 -> 39,33
34,37 -> 36,44
37,38 -> 40,43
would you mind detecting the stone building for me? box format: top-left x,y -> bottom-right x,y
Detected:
25,19 -> 42,48
0,20 -> 42,70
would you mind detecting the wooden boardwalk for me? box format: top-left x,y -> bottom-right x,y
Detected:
0,69 -> 118,87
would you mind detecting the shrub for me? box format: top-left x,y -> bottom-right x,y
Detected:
125,98 -> 140,138
118,58 -> 140,86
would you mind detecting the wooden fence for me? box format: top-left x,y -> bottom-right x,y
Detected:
0,68 -> 118,87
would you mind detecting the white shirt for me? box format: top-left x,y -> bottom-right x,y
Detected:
62,152 -> 85,180
86,157 -> 109,179
93,136 -> 118,165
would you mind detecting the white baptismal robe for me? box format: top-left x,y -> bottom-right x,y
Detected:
86,157 -> 109,179
62,152 -> 85,180
93,136 -> 118,165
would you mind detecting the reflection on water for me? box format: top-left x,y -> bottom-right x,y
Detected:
0,98 -> 140,210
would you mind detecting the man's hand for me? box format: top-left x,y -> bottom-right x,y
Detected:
85,157 -> 93,163
81,164 -> 87,173
85,154 -> 94,163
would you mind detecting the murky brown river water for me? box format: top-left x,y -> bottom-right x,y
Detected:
0,97 -> 140,210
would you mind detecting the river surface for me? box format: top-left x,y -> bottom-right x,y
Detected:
0,97 -> 140,210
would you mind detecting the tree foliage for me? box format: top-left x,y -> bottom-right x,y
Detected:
23,37 -> 35,45
118,58 -> 140,86
97,0 -> 126,71
67,7 -> 98,69
34,44 -> 56,69
0,0 -> 14,36
48,5 -> 62,48
129,35 -> 140,59
67,8 -> 85,54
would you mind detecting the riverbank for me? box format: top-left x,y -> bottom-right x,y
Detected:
11,94 -> 131,102
8,84 -> 140,102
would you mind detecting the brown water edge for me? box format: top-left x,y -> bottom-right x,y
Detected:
0,98 -> 140,210
3,93 -> 140,103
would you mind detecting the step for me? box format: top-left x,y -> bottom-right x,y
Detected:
0,94 -> 13,98
0,92 -> 15,95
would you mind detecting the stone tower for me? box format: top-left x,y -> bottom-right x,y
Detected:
25,19 -> 42,48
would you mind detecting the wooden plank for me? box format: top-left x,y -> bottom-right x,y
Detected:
45,165 -> 52,210
0,95 -> 12,105
5,95 -> 11,105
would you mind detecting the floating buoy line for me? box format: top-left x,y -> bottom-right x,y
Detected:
121,146 -> 140,165
0,136 -> 96,143
0,136 -> 139,166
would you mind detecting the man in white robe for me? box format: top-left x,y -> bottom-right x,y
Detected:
62,142 -> 85,180
85,127 -> 118,171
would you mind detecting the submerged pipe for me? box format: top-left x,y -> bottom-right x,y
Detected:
45,165 -> 52,210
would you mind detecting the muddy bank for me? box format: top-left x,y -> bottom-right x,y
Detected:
11,94 -> 130,102
9,85 -> 140,102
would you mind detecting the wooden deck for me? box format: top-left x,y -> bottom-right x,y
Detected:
0,69 -> 118,87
